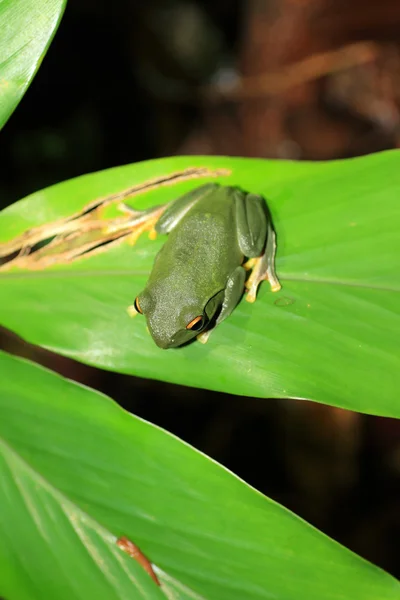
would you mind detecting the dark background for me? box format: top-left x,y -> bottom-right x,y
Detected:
1,0 -> 400,579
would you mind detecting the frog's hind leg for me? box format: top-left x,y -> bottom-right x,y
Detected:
234,190 -> 281,302
234,191 -> 267,257
197,265 -> 246,344
244,220 -> 281,303
105,203 -> 167,245
156,183 -> 218,234
109,183 -> 218,243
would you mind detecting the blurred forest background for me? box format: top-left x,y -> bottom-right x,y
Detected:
1,0 -> 399,579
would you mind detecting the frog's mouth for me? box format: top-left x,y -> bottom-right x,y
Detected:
167,330 -> 198,349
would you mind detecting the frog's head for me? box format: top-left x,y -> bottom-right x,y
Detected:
133,288 -> 225,349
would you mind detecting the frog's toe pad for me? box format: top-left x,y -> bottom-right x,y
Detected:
245,292 -> 257,303
197,329 -> 212,344
271,281 -> 282,292
127,304 -> 138,318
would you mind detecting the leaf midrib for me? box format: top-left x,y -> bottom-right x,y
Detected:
1,269 -> 399,293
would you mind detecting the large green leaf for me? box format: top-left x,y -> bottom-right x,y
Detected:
0,350 -> 398,600
0,151 -> 399,416
0,445 -> 163,600
0,0 -> 66,129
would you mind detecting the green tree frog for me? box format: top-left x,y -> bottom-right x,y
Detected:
129,183 -> 281,348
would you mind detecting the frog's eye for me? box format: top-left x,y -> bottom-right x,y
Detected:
134,297 -> 143,314
186,316 -> 204,331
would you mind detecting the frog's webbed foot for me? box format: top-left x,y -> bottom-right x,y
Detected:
244,225 -> 281,303
104,202 -> 167,246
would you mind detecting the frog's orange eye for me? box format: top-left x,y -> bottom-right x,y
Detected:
186,316 -> 203,331
134,297 -> 143,314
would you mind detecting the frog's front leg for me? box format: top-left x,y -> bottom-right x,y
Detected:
234,191 -> 281,302
197,266 -> 246,344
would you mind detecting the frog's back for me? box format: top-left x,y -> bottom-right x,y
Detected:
147,189 -> 242,301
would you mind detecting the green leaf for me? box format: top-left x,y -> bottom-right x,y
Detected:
0,151 -> 399,416
0,444 -> 163,600
0,0 -> 66,129
0,350 -> 398,600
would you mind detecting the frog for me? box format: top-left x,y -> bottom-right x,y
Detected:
127,183 -> 281,349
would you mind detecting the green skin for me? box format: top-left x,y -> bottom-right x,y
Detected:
136,183 -> 274,349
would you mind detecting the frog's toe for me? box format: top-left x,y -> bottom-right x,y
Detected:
127,304 -> 139,317
197,329 -> 212,344
270,280 -> 282,293
244,252 -> 281,301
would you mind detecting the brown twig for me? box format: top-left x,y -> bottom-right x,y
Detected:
116,536 -> 160,586
203,41 -> 379,102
